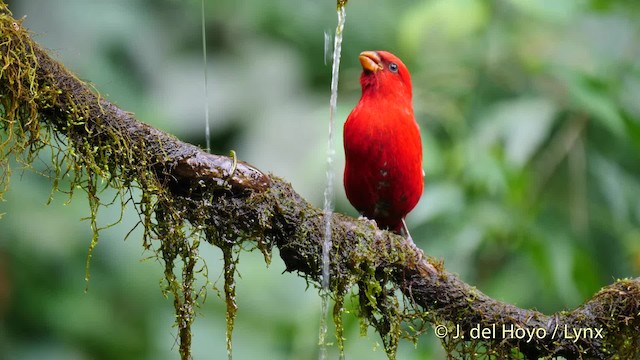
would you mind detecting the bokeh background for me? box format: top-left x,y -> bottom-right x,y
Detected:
2,0 -> 640,359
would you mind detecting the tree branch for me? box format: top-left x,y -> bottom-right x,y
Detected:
1,4 -> 639,359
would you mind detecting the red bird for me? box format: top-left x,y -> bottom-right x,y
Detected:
343,50 -> 423,240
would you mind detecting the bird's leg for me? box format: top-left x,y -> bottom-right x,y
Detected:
400,219 -> 415,245
401,219 -> 427,263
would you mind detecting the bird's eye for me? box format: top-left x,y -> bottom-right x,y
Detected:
388,63 -> 398,72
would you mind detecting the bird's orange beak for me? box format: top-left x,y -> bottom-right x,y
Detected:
359,51 -> 383,73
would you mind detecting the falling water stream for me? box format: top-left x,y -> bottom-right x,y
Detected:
201,1 -> 347,358
202,0 -> 211,153
319,4 -> 346,360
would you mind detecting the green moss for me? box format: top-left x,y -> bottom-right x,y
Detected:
222,244 -> 238,359
0,11 -> 42,197
337,0 -> 348,10
0,4 -> 220,359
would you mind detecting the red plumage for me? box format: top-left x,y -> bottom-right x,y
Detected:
343,50 -> 423,234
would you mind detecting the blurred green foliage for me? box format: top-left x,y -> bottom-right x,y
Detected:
1,0 -> 639,359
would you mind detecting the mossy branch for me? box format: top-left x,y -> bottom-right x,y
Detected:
1,4 -> 639,359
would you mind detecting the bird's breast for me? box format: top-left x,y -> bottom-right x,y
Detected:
343,98 -> 423,227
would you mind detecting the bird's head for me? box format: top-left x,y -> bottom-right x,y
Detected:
358,50 -> 412,99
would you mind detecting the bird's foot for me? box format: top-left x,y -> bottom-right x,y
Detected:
357,215 -> 380,229
401,219 -> 430,266
400,219 -> 416,245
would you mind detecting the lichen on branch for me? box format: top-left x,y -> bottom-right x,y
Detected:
1,3 -> 639,359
